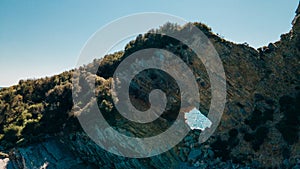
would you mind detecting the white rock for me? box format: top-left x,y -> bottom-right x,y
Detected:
184,108 -> 212,131
0,158 -> 9,168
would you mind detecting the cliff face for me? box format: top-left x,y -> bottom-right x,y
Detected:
0,4 -> 299,169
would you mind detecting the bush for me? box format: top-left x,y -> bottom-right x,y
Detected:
3,125 -> 22,143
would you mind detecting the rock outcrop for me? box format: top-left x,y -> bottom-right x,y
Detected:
6,138 -> 95,169
0,3 -> 299,169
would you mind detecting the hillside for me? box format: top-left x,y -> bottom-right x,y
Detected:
0,4 -> 299,168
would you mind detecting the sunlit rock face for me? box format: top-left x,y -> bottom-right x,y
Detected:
184,108 -> 212,131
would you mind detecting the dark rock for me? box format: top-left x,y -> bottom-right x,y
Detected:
254,93 -> 264,101
276,94 -> 300,144
0,2 -> 299,168
268,43 -> 277,51
252,126 -> 269,151
8,138 -> 95,169
229,129 -> 239,138
283,159 -> 290,168
188,149 -> 202,162
211,137 -> 230,160
207,149 -> 214,159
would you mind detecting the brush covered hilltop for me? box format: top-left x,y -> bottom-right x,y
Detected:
0,4 -> 299,169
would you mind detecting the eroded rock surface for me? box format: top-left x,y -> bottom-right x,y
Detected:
0,3 -> 299,169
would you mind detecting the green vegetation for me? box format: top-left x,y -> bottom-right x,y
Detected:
0,71 -> 75,149
0,52 -> 125,149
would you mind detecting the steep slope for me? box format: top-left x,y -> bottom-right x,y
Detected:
0,4 -> 299,169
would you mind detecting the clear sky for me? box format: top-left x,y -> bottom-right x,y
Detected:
0,0 -> 298,87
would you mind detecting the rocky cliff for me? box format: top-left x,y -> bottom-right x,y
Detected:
0,3 -> 299,169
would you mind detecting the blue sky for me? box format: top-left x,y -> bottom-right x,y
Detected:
0,0 -> 298,87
